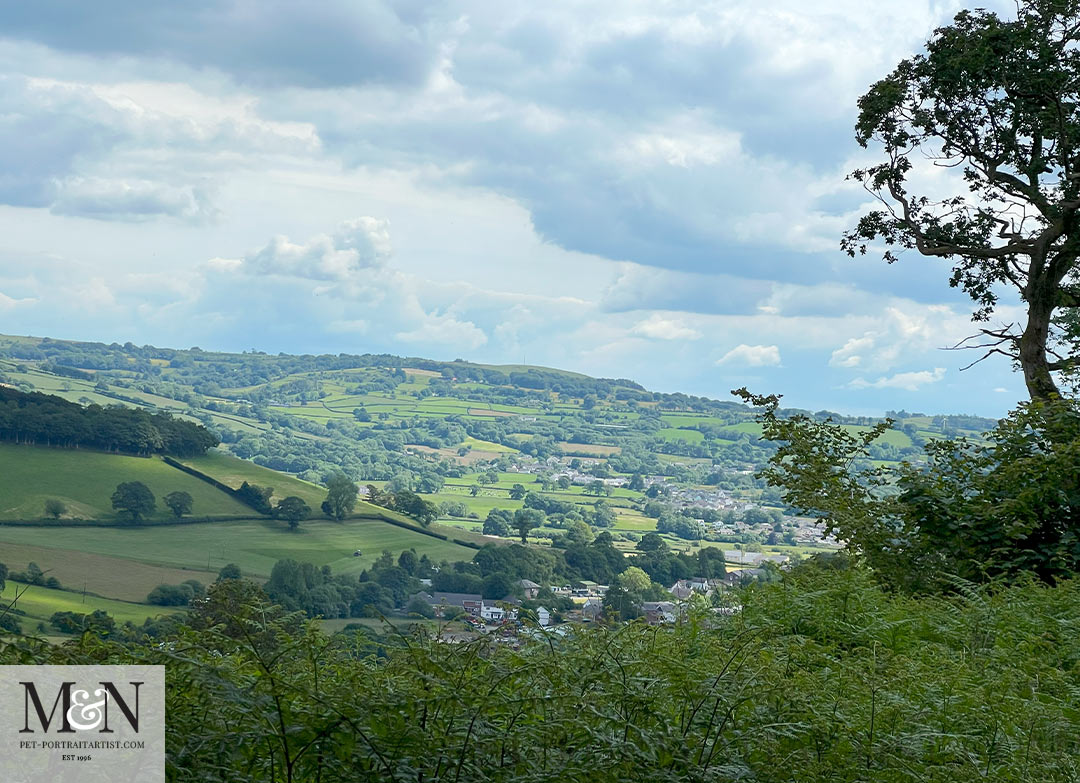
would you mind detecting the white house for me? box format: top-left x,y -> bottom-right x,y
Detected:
536,607 -> 551,627
481,604 -> 506,623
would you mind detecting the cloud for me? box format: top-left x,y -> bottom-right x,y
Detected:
828,335 -> 875,368
50,178 -> 219,222
195,218 -> 491,353
0,291 -> 37,309
0,75 -> 124,208
0,73 -> 318,220
1,2 -> 446,89
717,344 -> 781,367
600,263 -> 770,314
849,368 -> 946,391
828,305 -> 971,372
239,218 -> 392,281
396,311 -> 487,349
630,314 -> 702,340
256,2 -> 962,283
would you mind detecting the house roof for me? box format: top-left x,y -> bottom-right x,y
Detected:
518,579 -> 541,588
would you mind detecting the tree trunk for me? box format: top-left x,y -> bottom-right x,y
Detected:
1019,291 -> 1060,401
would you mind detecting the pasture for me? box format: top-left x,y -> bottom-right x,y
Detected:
0,517 -> 479,584
0,443 -> 253,521
0,541 -> 216,602
180,451 -> 329,508
1,581 -> 181,629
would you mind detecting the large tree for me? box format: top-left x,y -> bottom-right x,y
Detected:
512,508 -> 544,544
323,474 -> 358,521
275,496 -> 311,530
843,1 -> 1080,400
164,490 -> 194,519
111,481 -> 156,522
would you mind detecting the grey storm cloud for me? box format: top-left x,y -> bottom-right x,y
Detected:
0,1 -> 446,88
0,76 -> 123,207
0,0 -> 991,322
258,2 -> 918,282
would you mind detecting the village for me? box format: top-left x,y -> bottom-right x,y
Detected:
408,566 -> 779,646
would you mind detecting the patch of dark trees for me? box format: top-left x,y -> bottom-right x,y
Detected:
0,387 -> 218,456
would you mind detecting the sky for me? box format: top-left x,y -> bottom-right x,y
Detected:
0,0 -> 1028,416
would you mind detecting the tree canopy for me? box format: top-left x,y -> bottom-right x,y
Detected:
324,474 -> 358,521
843,1 -> 1080,400
0,386 -> 218,455
111,481 -> 156,522
163,490 -> 193,519
274,496 -> 311,529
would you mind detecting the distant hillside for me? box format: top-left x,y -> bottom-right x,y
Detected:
0,332 -> 999,494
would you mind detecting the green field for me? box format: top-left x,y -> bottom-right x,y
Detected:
180,451 -> 330,509
1,581 -> 181,629
0,517 -> 477,583
462,436 -> 517,453
0,443 -> 254,520
656,428 -> 706,444
0,443 -> 487,628
179,451 -> 468,532
0,541 -> 217,602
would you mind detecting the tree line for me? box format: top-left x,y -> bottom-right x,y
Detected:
0,387 -> 218,456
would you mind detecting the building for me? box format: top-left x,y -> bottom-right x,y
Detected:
412,592 -> 518,624
582,597 -> 603,621
411,592 -> 484,617
536,607 -> 551,627
670,578 -> 712,600
671,584 -> 694,601
642,601 -> 678,625
518,579 -> 541,599
721,568 -> 764,588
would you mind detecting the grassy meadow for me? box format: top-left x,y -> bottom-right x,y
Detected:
0,443 -> 253,520
0,516 -> 477,584
1,580 -> 181,628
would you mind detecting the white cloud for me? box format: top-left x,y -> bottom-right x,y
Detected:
70,277 -> 116,310
717,344 -> 781,367
829,335 -> 874,368
396,311 -> 487,349
617,117 -> 742,169
0,291 -> 37,309
828,305 -> 969,372
51,178 -> 219,223
241,217 -> 392,281
630,314 -> 702,340
849,367 -> 946,391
